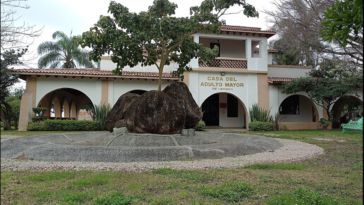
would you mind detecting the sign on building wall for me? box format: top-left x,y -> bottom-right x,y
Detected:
200,76 -> 245,91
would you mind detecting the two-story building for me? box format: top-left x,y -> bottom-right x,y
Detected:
14,25 -> 363,131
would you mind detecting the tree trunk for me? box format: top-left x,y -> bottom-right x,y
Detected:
157,65 -> 164,91
0,107 -> 11,130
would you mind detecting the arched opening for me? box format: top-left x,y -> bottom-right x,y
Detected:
129,90 -> 147,95
331,96 -> 363,128
37,88 -> 93,120
277,94 -> 319,130
200,93 -> 248,128
279,94 -> 319,123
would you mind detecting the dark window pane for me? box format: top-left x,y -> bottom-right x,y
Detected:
227,94 -> 238,117
279,95 -> 299,115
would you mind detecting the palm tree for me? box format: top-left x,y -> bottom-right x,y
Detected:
37,31 -> 95,68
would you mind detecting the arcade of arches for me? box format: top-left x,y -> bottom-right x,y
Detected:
331,96 -> 363,128
37,88 -> 92,120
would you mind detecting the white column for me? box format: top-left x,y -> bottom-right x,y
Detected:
190,34 -> 200,68
245,39 -> 253,70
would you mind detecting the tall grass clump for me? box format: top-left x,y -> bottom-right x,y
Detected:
91,103 -> 110,130
249,103 -> 282,130
249,103 -> 274,122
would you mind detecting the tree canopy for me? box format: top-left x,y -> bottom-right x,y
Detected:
320,0 -> 363,48
74,0 -> 258,91
265,0 -> 362,68
38,31 -> 96,68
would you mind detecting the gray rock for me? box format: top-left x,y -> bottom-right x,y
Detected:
113,127 -> 128,136
114,119 -> 126,128
104,93 -> 140,132
124,91 -> 185,134
163,82 -> 202,129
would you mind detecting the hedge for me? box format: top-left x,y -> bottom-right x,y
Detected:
43,120 -> 100,131
27,123 -> 44,131
31,117 -> 47,123
248,121 -> 275,131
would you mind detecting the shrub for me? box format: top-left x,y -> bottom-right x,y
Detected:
32,107 -> 48,117
196,121 -> 206,131
319,118 -> 332,130
91,103 -> 111,130
43,120 -> 100,131
31,117 -> 47,123
249,103 -> 273,122
1,122 -> 3,127
27,123 -> 44,131
248,121 -> 274,131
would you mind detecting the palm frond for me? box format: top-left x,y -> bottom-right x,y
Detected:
37,41 -> 61,55
38,51 -> 63,68
52,31 -> 69,41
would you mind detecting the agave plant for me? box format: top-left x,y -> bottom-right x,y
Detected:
90,103 -> 110,130
37,31 -> 95,68
249,103 -> 273,123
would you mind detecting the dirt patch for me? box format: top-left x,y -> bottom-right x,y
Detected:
14,154 -> 33,161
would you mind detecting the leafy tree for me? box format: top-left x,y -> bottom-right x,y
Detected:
4,96 -> 21,129
38,31 -> 96,68
0,49 -> 26,130
320,0 -> 363,48
74,0 -> 258,91
1,0 -> 42,52
10,86 -> 25,100
264,0 -> 362,68
281,61 -> 363,121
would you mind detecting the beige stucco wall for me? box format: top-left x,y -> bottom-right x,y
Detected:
268,65 -> 311,78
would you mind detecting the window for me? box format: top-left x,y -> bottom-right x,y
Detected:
227,94 -> 238,117
279,95 -> 299,115
210,43 -> 220,57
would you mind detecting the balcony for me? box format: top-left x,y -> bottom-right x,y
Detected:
199,57 -> 247,69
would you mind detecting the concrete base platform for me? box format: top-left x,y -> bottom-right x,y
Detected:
1,132 -> 283,163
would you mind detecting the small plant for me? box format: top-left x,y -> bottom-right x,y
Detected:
196,120 -> 206,131
282,125 -> 288,131
32,107 -> 47,117
94,192 -> 132,205
248,121 -> 274,131
200,182 -> 253,202
319,118 -> 332,130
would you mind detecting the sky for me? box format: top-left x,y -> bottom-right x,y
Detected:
7,0 -> 277,88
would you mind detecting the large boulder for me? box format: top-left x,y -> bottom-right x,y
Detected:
104,93 -> 140,132
114,119 -> 126,128
124,91 -> 185,134
163,82 -> 202,129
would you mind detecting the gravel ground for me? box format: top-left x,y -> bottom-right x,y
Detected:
1,135 -> 323,172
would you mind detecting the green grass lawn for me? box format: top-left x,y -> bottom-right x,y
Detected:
1,129 -> 363,204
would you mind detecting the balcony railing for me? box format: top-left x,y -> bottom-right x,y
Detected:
199,57 -> 247,69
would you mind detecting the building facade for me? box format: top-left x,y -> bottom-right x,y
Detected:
14,25 -> 363,131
